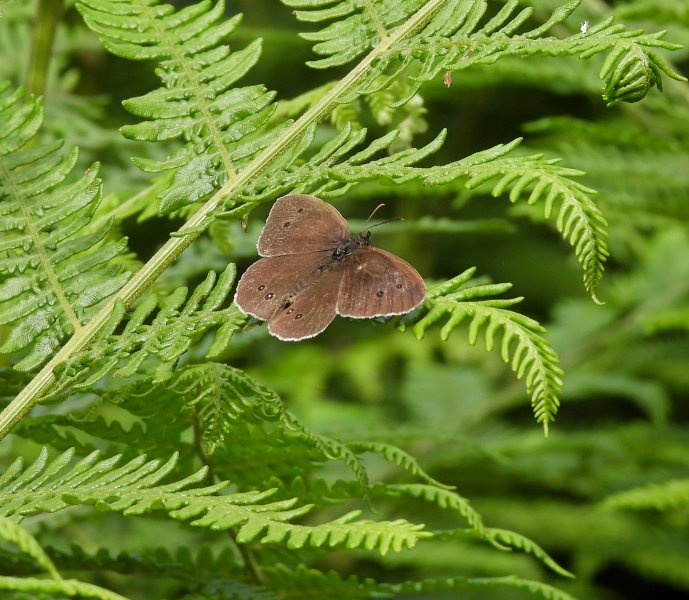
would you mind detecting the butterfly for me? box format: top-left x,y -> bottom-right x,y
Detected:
234,194 -> 426,341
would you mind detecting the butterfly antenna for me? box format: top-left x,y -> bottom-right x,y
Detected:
366,216 -> 404,230
363,203 -> 404,231
364,203 -> 386,225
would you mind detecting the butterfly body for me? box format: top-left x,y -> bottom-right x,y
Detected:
234,195 -> 425,341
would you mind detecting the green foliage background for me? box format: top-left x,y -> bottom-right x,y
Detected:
1,0 -> 688,598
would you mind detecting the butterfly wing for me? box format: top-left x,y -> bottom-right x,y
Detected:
268,264 -> 345,341
337,247 -> 426,318
257,194 -> 349,257
234,252 -> 329,320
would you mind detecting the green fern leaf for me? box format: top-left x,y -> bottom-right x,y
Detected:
0,86 -> 129,371
483,527 -> 575,578
0,576 -> 129,600
386,573 -> 577,600
423,140 -> 609,300
47,264 -> 244,399
347,441 -> 453,490
264,563 -> 576,600
408,268 -> 563,433
170,363 -> 284,455
77,0 -> 276,214
287,0 -> 685,105
384,483 -> 484,532
0,448 -> 430,555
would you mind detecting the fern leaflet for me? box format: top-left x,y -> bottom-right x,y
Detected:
407,268 -> 563,433
287,0 -> 685,105
77,0 -> 277,214
0,84 -> 129,370
0,448 -> 430,555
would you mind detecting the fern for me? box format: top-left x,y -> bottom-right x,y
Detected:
407,268 -> 563,433
0,447 -> 430,555
287,0 -> 685,105
77,0 -> 276,215
0,85 -> 129,371
0,577 -> 130,600
264,563 -> 577,600
45,264 -> 244,400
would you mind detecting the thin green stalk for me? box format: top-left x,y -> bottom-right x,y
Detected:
0,0 -> 445,440
25,0 -> 64,99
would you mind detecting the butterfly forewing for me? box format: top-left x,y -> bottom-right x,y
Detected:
268,264 -> 345,341
235,252 -> 330,320
257,194 -> 349,257
337,248 -> 426,318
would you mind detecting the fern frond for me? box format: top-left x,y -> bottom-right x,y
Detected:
603,478 -> 689,511
287,0 -> 685,105
0,576 -> 129,600
0,85 -> 129,370
386,573 -> 576,599
423,141 -> 609,300
0,448 -> 430,555
170,362 -> 284,455
408,268 -> 563,433
0,517 -> 61,580
347,441 -> 453,490
384,483 -> 484,531
483,527 -> 575,578
47,264 -> 244,399
77,0 -> 277,214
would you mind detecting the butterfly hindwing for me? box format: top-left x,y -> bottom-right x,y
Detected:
257,194 -> 349,257
337,248 -> 425,318
234,252 -> 330,320
268,263 -> 345,341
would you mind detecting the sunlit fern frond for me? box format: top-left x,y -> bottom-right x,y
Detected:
77,0 -> 277,214
286,0 -> 685,105
0,84 -> 129,371
0,448 -> 430,555
406,268 -> 563,433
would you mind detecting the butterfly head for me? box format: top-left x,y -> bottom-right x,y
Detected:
332,232 -> 371,262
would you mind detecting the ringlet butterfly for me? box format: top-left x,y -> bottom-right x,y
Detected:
234,194 -> 426,341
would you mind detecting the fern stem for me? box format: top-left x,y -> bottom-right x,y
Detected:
0,0 -> 447,440
25,0 -> 64,99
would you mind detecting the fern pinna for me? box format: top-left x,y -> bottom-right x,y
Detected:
0,0 -> 686,598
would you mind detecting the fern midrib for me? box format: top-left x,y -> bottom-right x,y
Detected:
142,1 -> 238,182
362,0 -> 389,44
390,33 -> 656,60
0,161 -> 83,334
0,0 -> 447,439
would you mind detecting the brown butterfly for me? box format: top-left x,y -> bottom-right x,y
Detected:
234,194 -> 425,340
